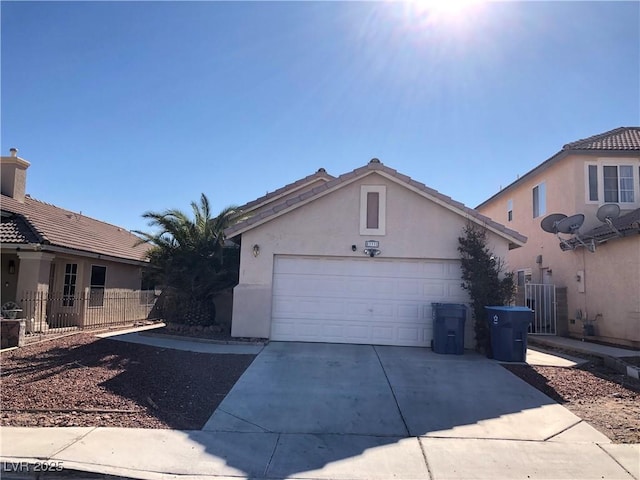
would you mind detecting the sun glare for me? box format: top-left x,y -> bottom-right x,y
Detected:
403,0 -> 485,29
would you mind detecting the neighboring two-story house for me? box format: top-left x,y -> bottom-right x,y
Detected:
477,127 -> 640,348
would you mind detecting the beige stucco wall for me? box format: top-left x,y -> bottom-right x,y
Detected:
232,173 -> 512,339
3,252 -> 147,329
478,153 -> 640,347
578,237 -> 640,344
48,256 -> 144,327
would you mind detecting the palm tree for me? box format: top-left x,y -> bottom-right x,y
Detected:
135,194 -> 241,326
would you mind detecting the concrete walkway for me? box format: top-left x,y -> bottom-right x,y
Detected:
529,335 -> 640,360
96,331 -> 264,355
529,335 -> 640,379
2,341 -> 638,480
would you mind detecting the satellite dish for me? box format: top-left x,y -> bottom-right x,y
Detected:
556,214 -> 585,234
541,213 -> 568,234
596,203 -> 620,223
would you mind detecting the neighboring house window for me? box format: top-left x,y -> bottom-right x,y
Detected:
532,183 -> 546,218
586,161 -> 639,204
63,263 -> 78,307
360,185 -> 386,235
604,165 -> 634,203
507,199 -> 513,222
89,265 -> 107,307
588,165 -> 598,201
516,269 -> 532,287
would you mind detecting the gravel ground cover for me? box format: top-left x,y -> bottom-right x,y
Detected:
504,359 -> 640,443
2,333 -> 639,443
1,333 -> 255,429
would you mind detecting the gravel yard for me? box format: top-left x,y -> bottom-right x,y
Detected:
2,333 -> 639,443
504,360 -> 640,443
1,333 -> 255,429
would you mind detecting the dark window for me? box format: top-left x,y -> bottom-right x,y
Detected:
603,166 -> 619,202
89,265 -> 107,307
588,165 -> 598,201
507,199 -> 513,222
366,192 -> 379,229
63,263 -> 78,307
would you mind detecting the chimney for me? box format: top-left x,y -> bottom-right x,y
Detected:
1,148 -> 30,203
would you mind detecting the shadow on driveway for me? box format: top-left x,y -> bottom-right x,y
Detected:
182,341 -> 583,478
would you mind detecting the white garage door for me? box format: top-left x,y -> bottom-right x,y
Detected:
271,255 -> 469,347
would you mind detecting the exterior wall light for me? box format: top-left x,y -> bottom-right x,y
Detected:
252,244 -> 260,257
7,260 -> 16,274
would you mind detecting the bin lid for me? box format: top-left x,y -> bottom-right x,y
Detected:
485,306 -> 533,312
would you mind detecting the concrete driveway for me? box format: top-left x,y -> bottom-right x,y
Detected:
194,342 -> 631,479
204,341 -> 580,439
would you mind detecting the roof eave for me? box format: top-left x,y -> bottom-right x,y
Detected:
476,147 -> 640,210
227,167 -> 527,248
0,243 -> 149,266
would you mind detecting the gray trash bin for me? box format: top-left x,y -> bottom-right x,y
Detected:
431,303 -> 467,355
485,306 -> 534,362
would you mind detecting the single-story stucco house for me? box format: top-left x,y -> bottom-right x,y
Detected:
225,159 -> 527,347
1,149 -> 152,332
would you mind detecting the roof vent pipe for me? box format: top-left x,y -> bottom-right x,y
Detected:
9,148 -> 18,157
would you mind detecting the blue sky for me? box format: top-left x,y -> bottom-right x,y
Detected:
2,1 -> 639,233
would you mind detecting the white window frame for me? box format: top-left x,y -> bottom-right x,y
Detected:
507,199 -> 513,222
89,264 -> 107,308
360,185 -> 386,235
532,182 -> 546,218
63,263 -> 78,307
584,159 -> 640,206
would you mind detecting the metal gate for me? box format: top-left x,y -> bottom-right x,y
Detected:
522,284 -> 556,335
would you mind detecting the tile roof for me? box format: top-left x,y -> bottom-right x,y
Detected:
561,208 -> 640,251
0,213 -> 42,244
237,168 -> 335,215
1,194 -> 149,262
226,160 -> 527,247
584,208 -> 640,240
563,127 -> 640,151
477,127 -> 640,209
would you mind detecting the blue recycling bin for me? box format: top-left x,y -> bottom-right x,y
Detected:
485,306 -> 534,362
432,303 -> 467,355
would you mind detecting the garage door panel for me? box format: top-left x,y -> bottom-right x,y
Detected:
398,304 -> 420,319
423,281 -> 447,297
371,326 -> 394,342
396,280 -> 421,296
271,256 -> 468,347
397,327 -> 422,342
421,261 -> 446,276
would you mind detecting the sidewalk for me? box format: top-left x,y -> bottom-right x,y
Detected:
2,426 -> 638,480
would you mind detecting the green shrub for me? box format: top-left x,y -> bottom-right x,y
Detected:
458,223 -> 515,356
